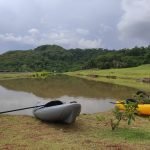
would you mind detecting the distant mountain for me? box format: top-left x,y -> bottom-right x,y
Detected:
0,45 -> 150,72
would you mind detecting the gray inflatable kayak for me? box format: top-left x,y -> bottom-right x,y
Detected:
33,100 -> 81,124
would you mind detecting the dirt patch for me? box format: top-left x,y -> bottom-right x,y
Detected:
106,75 -> 117,79
105,144 -> 131,150
87,74 -> 117,79
87,74 -> 99,78
141,78 -> 150,83
1,144 -> 28,150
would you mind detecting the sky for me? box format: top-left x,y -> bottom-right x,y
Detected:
0,0 -> 150,53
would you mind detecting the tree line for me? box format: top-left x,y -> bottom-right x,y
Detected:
0,45 -> 150,72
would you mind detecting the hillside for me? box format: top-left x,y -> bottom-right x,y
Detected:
66,64 -> 150,92
0,45 -> 150,72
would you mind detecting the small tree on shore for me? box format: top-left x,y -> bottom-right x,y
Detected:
111,101 -> 138,131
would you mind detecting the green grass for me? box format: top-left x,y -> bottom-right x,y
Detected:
65,64 -> 150,92
96,128 -> 150,142
0,72 -> 54,80
0,112 -> 150,150
0,72 -> 33,80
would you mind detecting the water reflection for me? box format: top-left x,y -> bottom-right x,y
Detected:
0,75 -> 137,99
0,85 -> 114,115
0,75 -> 137,115
0,86 -> 44,116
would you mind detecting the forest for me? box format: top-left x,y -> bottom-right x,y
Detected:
0,45 -> 150,72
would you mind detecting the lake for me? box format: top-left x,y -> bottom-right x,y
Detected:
0,75 -> 137,115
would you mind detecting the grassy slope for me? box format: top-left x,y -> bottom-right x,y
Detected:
65,64 -> 150,92
0,112 -> 150,150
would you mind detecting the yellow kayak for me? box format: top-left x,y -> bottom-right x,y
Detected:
116,100 -> 150,115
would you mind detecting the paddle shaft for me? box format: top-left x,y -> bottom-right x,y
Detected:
0,105 -> 45,114
110,102 -> 125,104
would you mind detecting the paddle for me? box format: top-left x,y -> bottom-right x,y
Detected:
110,102 -> 125,104
0,100 -> 63,114
0,104 -> 45,114
110,99 -> 138,105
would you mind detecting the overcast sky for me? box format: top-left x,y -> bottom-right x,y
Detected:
0,0 -> 150,53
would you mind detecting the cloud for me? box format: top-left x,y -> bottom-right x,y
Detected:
0,0 -> 122,52
0,28 -> 103,49
78,39 -> 102,49
28,28 -> 39,35
0,33 -> 22,42
39,29 -> 103,49
118,0 -> 150,41
76,28 -> 89,35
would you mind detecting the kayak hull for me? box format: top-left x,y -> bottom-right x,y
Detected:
33,102 -> 81,124
116,100 -> 150,115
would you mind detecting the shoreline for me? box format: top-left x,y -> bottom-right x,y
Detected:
1,64 -> 150,92
65,65 -> 150,92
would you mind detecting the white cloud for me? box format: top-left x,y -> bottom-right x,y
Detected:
118,0 -> 150,41
0,33 -> 22,42
76,28 -> 89,35
78,39 -> 102,49
0,32 -> 37,45
28,28 -> 39,35
0,28 -> 103,49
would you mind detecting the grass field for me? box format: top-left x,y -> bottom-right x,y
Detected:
65,64 -> 150,92
0,112 -> 150,150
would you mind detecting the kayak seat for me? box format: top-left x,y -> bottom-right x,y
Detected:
70,101 -> 77,103
126,99 -> 138,104
44,100 -> 63,107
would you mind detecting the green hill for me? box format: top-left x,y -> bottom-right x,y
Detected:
0,45 -> 150,72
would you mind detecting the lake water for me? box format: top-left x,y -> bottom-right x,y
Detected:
0,75 -> 137,115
